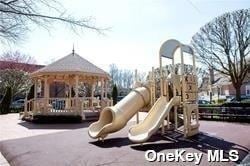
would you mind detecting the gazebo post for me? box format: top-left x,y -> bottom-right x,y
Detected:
101,78 -> 104,108
104,80 -> 108,98
44,76 -> 49,114
91,81 -> 95,110
75,75 -> 80,116
101,78 -> 104,99
69,81 -> 72,112
34,78 -> 37,114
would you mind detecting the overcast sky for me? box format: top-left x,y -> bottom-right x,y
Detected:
1,0 -> 249,73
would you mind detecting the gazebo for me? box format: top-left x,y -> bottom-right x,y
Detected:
24,49 -> 112,120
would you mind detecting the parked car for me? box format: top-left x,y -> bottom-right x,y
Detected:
198,99 -> 210,105
117,96 -> 125,102
10,99 -> 25,109
229,96 -> 250,102
225,95 -> 235,102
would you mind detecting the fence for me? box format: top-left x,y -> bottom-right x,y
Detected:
199,105 -> 250,122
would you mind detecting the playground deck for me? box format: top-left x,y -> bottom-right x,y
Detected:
0,114 -> 249,166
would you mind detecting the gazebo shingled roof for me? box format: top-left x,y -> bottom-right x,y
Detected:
31,52 -> 109,78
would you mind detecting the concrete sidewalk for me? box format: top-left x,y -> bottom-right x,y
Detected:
0,113 -> 89,141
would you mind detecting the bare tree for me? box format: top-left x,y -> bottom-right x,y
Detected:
0,50 -> 39,71
191,9 -> 250,101
0,0 -> 103,43
109,64 -> 119,85
0,50 -> 35,63
152,64 -> 207,86
196,67 -> 209,88
117,70 -> 123,88
137,71 -> 146,83
109,64 -> 134,89
122,70 -> 133,89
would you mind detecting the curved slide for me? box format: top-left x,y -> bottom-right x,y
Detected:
128,96 -> 180,143
88,86 -> 150,139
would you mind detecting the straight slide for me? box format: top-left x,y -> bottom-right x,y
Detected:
88,87 -> 150,139
128,96 -> 180,143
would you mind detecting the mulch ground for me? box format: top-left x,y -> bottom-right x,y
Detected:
0,121 -> 249,166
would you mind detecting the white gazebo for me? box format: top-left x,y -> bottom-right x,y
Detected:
24,50 -> 112,120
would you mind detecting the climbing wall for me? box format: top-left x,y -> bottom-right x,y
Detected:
183,74 -> 199,137
183,74 -> 198,102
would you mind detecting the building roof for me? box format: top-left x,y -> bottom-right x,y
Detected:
31,52 -> 109,78
0,61 -> 44,73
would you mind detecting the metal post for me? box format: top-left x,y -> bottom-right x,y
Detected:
174,106 -> 178,129
136,112 -> 139,124
167,112 -> 170,129
161,121 -> 165,135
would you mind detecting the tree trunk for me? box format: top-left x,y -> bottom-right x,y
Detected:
235,85 -> 241,101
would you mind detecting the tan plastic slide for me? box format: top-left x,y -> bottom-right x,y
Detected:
128,96 -> 181,143
88,86 -> 150,139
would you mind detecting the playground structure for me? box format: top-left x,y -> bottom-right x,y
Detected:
88,39 -> 199,143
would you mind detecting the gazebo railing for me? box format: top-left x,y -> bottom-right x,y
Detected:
26,98 -> 34,113
25,97 -> 113,116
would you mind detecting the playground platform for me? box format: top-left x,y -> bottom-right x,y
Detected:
0,114 -> 249,166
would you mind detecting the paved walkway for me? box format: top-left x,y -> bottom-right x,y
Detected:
0,113 -> 147,142
0,113 -> 147,165
0,113 -> 249,166
0,113 -> 88,141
